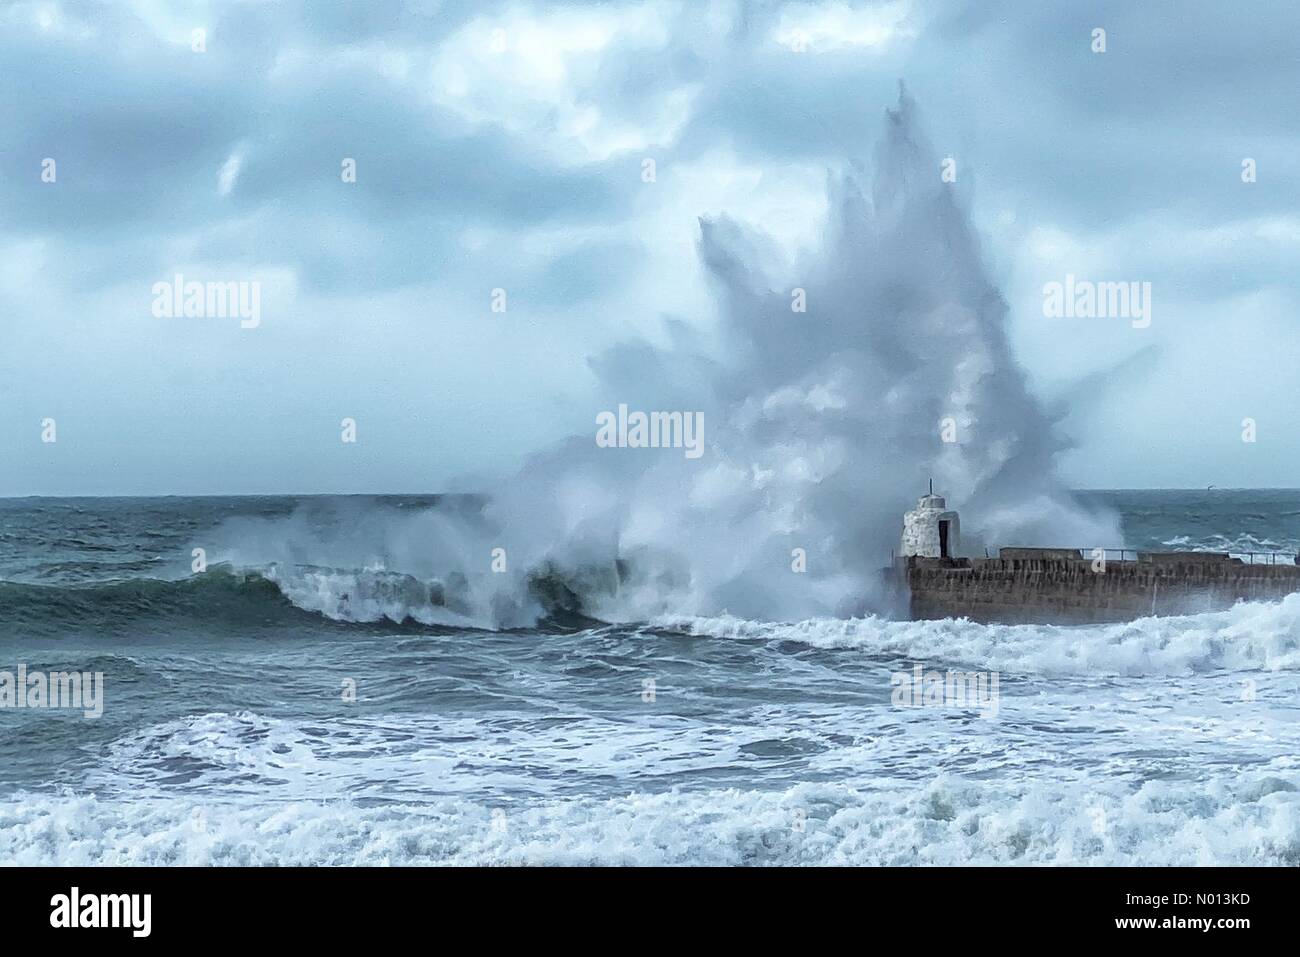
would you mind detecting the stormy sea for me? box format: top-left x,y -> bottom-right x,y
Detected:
1,489 -> 1299,866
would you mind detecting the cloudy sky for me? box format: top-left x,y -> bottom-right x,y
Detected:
2,0 -> 1298,495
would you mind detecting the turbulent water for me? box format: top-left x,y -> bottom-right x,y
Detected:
2,94 -> 1295,866
414,89 -> 1124,627
2,491 -> 1299,866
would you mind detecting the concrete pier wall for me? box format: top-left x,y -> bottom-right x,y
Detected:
904,554 -> 1300,624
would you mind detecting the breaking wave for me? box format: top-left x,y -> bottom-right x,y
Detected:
10,558 -> 1300,679
191,88 -> 1120,628
652,592 -> 1300,676
0,563 -> 592,634
3,774 -> 1296,865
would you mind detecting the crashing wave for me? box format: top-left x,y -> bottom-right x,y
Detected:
170,88 -> 1123,628
2,773 -> 1296,865
651,592 -> 1300,675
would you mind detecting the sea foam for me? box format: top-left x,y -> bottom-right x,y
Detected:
2,773 -> 1296,866
651,593 -> 1300,676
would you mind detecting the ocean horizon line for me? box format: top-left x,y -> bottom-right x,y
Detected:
2,487 -> 1299,501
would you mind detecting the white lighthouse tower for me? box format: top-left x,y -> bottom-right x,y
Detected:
901,481 -> 961,559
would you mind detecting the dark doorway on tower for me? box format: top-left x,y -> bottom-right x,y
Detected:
939,520 -> 950,559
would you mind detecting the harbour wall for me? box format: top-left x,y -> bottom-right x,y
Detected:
903,553 -> 1300,624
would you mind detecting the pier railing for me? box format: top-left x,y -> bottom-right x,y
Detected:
1232,551 -> 1300,565
1097,548 -> 1137,562
998,547 -> 1299,565
1102,548 -> 1298,565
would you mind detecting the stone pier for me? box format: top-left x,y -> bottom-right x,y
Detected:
902,550 -> 1300,624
